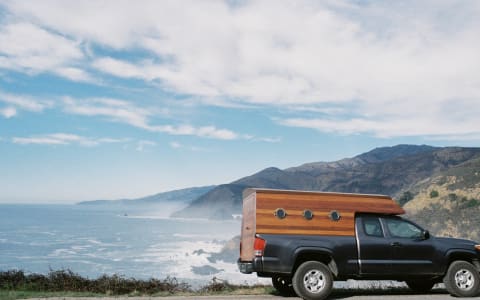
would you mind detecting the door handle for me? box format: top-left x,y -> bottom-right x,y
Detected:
390,242 -> 402,247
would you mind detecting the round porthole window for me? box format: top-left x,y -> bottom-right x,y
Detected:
303,209 -> 314,220
330,210 -> 341,221
274,208 -> 287,219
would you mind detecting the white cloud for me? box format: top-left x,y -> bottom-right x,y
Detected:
253,137 -> 282,143
54,67 -> 95,83
280,116 -> 480,139
168,141 -> 211,152
136,140 -> 156,152
2,1 -> 480,139
63,96 -> 241,140
92,57 -> 165,81
0,22 -> 91,82
169,141 -> 181,149
12,133 -> 128,146
0,90 -> 53,116
0,106 -> 16,118
154,125 -> 238,140
63,96 -> 152,129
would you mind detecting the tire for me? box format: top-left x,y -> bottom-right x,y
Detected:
292,261 -> 333,300
272,274 -> 296,296
443,260 -> 480,297
405,279 -> 436,292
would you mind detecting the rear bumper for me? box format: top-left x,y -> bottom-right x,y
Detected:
237,260 -> 254,274
237,258 -> 263,274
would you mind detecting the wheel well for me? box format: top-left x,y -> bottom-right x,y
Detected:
448,253 -> 476,266
293,252 -> 338,277
448,253 -> 480,272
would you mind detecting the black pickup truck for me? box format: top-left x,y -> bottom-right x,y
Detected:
237,189 -> 480,300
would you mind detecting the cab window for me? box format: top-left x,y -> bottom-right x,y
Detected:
362,217 -> 384,237
384,218 -> 422,239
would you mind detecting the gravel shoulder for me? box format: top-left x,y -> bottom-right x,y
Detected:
25,290 -> 454,300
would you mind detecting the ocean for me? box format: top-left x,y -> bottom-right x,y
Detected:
0,204 -> 262,286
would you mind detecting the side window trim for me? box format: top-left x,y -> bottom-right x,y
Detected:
379,217 -> 387,237
379,217 -> 392,238
362,216 -> 384,238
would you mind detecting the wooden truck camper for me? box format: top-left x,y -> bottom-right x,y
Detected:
240,188 -> 405,261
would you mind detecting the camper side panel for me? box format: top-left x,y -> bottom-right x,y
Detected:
254,191 -> 403,236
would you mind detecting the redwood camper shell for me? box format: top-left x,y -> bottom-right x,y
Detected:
240,188 -> 405,262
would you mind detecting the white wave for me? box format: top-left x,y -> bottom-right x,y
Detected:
173,233 -> 202,238
85,239 -> 117,247
49,248 -> 77,257
39,231 -> 56,236
71,245 -> 91,251
86,239 -> 105,245
126,215 -> 171,220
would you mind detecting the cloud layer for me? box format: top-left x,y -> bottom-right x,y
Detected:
1,0 -> 480,139
12,133 -> 127,146
63,96 -> 240,140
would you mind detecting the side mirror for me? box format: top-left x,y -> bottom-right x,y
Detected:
422,230 -> 430,240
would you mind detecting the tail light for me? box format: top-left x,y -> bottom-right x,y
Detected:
254,236 -> 266,257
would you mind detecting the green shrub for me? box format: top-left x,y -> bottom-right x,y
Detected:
430,190 -> 439,198
398,191 -> 414,206
461,198 -> 480,209
448,193 -> 458,202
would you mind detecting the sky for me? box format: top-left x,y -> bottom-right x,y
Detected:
1,0 -> 480,203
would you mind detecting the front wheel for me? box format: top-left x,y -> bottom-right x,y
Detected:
443,260 -> 480,297
272,274 -> 295,296
292,261 -> 333,300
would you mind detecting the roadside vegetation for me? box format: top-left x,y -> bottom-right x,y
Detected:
1,269 -> 450,299
0,269 -> 272,299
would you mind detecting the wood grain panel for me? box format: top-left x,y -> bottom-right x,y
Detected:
256,228 -> 355,236
240,193 -> 256,261
256,215 -> 354,227
257,200 -> 397,210
257,223 -> 354,232
246,188 -> 404,237
256,209 -> 356,218
256,191 -> 404,215
256,211 -> 355,236
254,189 -> 391,199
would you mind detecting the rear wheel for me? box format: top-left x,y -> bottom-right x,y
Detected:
272,274 -> 295,296
292,261 -> 333,300
405,279 -> 436,292
443,260 -> 480,297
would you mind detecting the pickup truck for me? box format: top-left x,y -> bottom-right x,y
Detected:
237,188 -> 480,300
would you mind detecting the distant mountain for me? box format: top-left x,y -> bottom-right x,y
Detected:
173,145 -> 480,220
77,185 -> 215,206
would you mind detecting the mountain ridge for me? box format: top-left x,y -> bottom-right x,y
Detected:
77,185 -> 215,206
173,145 -> 480,219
